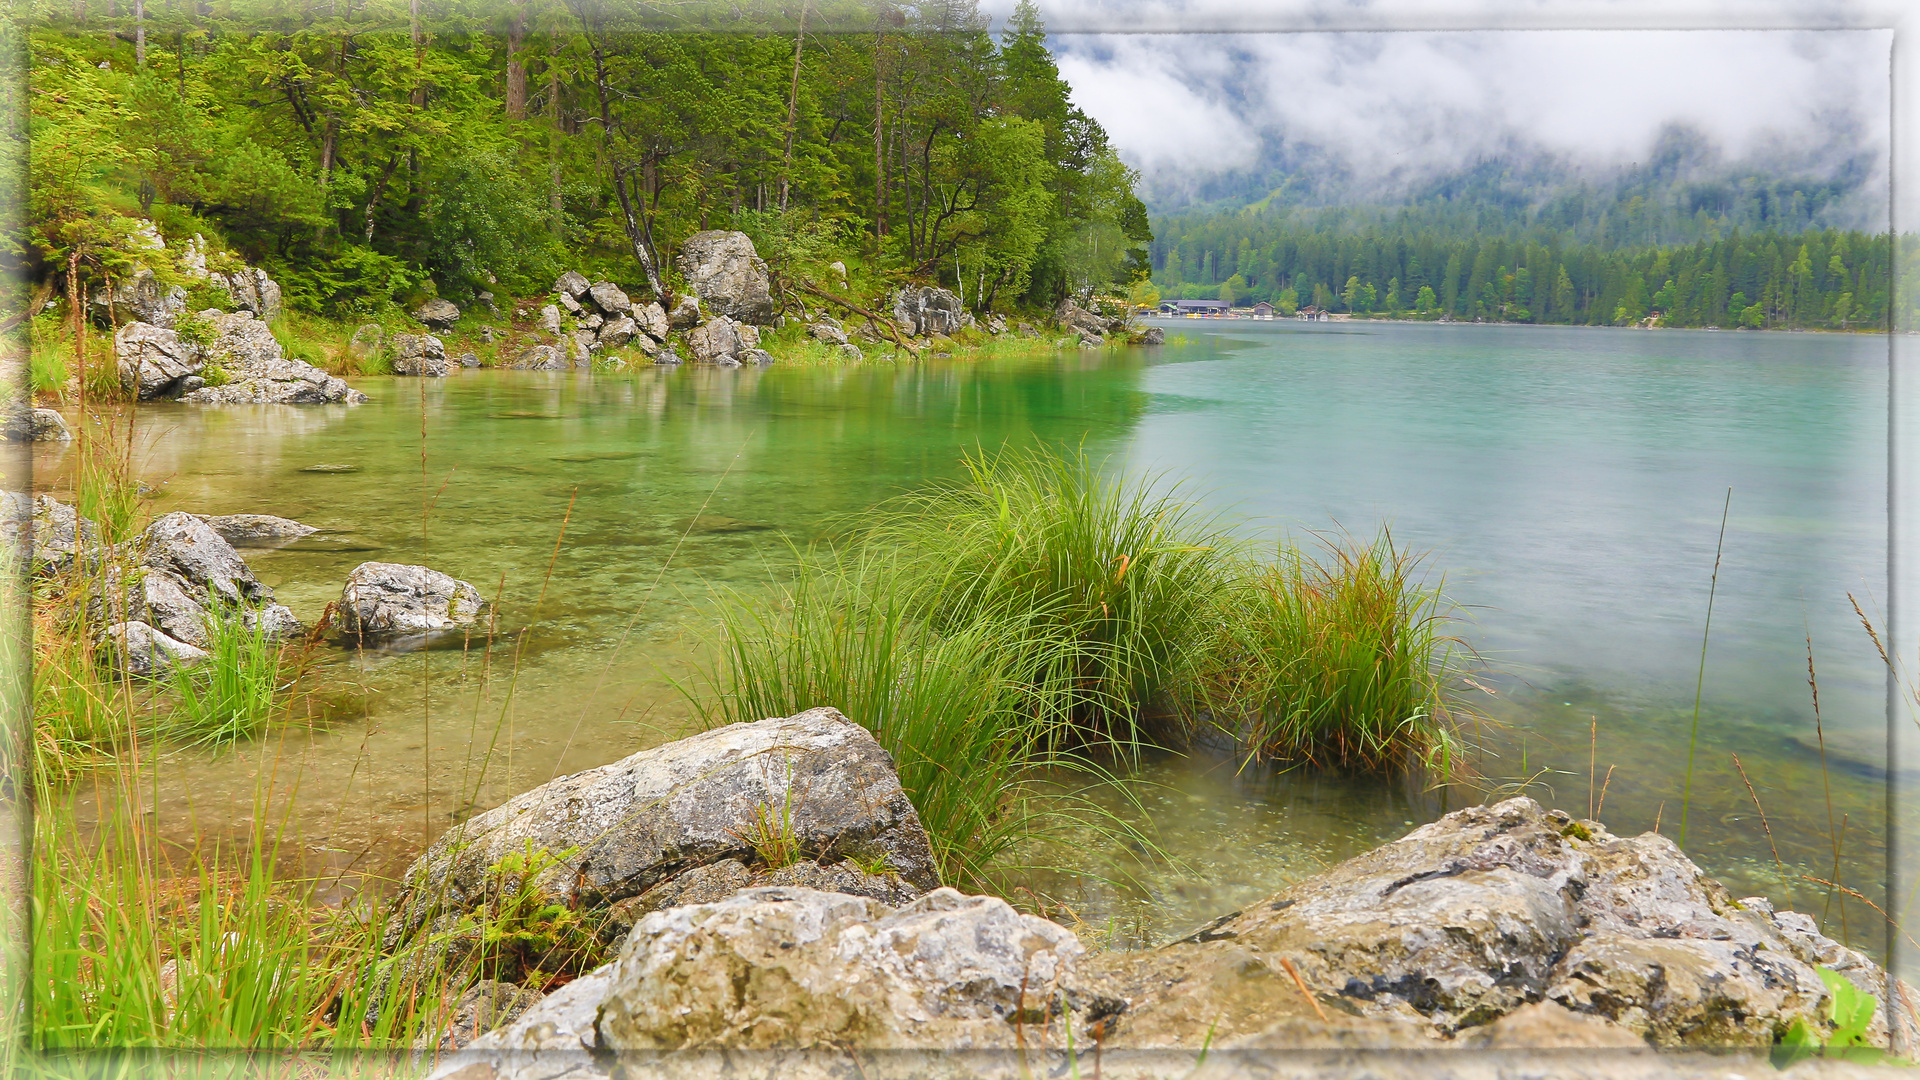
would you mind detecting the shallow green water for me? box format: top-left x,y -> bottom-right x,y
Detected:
42,322 -> 1893,948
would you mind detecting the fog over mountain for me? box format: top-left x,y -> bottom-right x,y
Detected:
1044,28 -> 1891,235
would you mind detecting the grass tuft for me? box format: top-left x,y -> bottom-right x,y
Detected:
164,592 -> 288,749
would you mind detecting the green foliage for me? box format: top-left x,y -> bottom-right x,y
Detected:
1191,534 -> 1465,773
1772,968 -> 1886,1068
273,246 -> 422,317
459,842 -> 606,990
420,145 -> 564,298
165,591 -> 285,749
172,308 -> 215,349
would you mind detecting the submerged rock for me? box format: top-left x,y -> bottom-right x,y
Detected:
385,707 -> 939,945
676,231 -> 774,325
337,561 -> 486,642
198,514 -> 318,546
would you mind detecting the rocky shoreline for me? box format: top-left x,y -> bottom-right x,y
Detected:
340,708 -> 1913,1079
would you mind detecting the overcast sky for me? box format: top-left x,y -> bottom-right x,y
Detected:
980,1 -> 1901,218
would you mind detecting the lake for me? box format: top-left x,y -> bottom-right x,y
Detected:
45,318 -> 1892,949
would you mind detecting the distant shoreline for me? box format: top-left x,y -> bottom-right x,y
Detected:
1142,315 -> 1900,335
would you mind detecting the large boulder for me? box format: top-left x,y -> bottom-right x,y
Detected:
586,281 -> 632,316
115,322 -> 204,400
386,708 -> 940,944
1054,299 -> 1107,339
892,286 -> 964,338
337,561 -> 486,642
414,298 -> 460,330
98,621 -> 207,678
139,511 -> 275,607
595,316 -> 637,350
675,232 -> 774,325
505,345 -> 567,371
391,333 -> 450,377
634,302 -> 670,342
684,316 -> 759,366
178,313 -> 367,405
26,495 -> 103,575
598,887 -> 1092,1051
1084,797 -> 1914,1051
208,265 -> 282,323
553,270 -> 591,300
1,406 -> 73,442
93,269 -> 187,328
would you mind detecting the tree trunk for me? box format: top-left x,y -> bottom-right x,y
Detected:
778,0 -> 807,212
409,0 -> 425,108
134,0 -> 145,65
505,0 -> 527,120
547,47 -> 562,234
872,25 -> 885,242
585,33 -> 665,299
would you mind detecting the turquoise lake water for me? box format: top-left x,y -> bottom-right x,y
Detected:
44,318 -> 1893,948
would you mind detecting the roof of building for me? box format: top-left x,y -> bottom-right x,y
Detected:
1172,299 -> 1230,309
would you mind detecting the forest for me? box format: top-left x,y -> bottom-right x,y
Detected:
1150,209 -> 1914,331
23,0 -> 1152,323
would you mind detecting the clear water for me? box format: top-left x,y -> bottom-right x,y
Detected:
39,321 -> 1891,948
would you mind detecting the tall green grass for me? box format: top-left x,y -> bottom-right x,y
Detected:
689,549 -> 1133,889
1193,533 -> 1465,773
164,594 -> 287,749
871,445 -> 1239,747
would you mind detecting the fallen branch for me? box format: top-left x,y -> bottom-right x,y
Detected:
792,281 -> 919,356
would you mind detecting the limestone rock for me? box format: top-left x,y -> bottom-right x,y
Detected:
392,333 -> 450,377
598,887 -> 1090,1051
741,349 -> 774,365
596,316 -> 636,349
244,603 -> 305,641
140,511 -> 274,607
652,347 -> 683,365
553,270 -> 591,299
578,312 -> 604,331
179,313 -> 366,404
985,315 -> 1008,335
386,708 -> 940,944
586,282 -> 631,316
99,621 -> 208,678
557,292 -> 582,316
675,231 -> 774,325
891,286 -> 964,338
338,561 -> 486,642
1,406 -> 72,442
630,302 -> 668,343
415,981 -> 546,1054
685,316 -> 759,365
414,298 -> 461,330
27,495 -> 102,575
569,330 -> 598,362
1133,325 -> 1166,345
429,965 -> 612,1080
539,305 -> 563,336
209,266 -> 282,323
458,352 -> 481,368
115,322 -> 204,400
508,345 -> 567,371
198,514 -> 317,546
603,857 -> 925,942
834,343 -> 864,362
806,322 -> 848,346
95,565 -> 211,648
666,295 -> 701,330
93,269 -> 187,328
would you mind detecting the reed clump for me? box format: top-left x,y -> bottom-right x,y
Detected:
692,445 -> 1470,886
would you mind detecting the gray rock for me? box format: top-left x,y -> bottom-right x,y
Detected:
386,708 -> 940,944
478,326 -> 495,345
1,406 -> 73,442
634,302 -> 669,342
569,330 -> 598,360
508,345 -> 567,371
115,322 -> 204,400
602,857 -> 925,943
598,886 -> 1088,1051
415,298 -> 460,330
578,312 -> 604,331
209,266 -> 282,323
675,231 -> 774,325
93,269 -> 187,328
891,286 -> 965,338
1055,299 -> 1107,338
553,270 -> 591,299
94,565 -> 210,647
140,511 -> 274,607
652,347 -> 683,366
198,514 -> 317,545
392,333 -> 450,377
834,343 -> 864,362
741,349 -> 774,365
348,323 -> 385,359
666,295 -> 701,331
429,965 -> 612,1080
985,315 -> 1008,335
1134,325 -> 1166,345
458,352 -> 481,368
806,322 -> 848,346
338,561 -> 486,641
586,282 -> 631,316
415,981 -> 546,1054
99,621 -> 209,678
827,260 -> 848,284
27,495 -> 103,575
244,603 -> 305,641
1077,332 -> 1103,348
628,335 -> 661,360
684,316 -> 759,365
179,313 -> 366,404
596,317 -> 636,349
1015,321 -> 1040,337
538,305 -> 563,336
